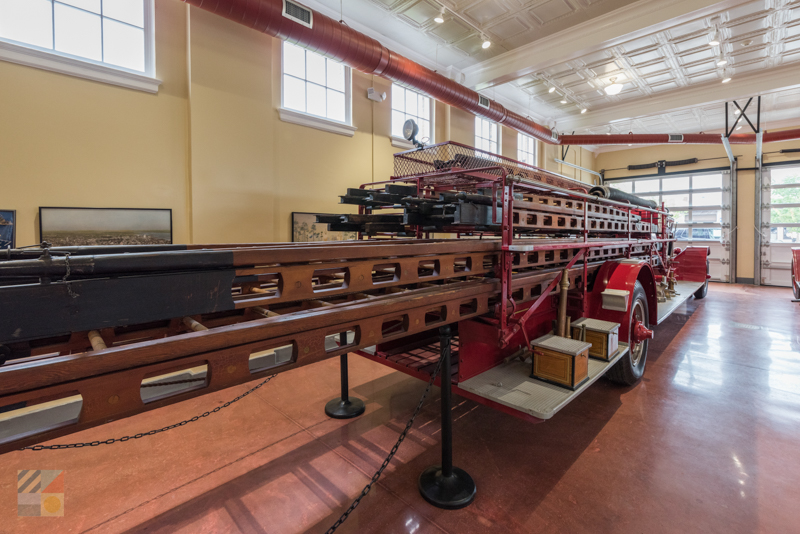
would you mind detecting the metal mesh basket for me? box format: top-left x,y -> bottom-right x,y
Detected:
392,142 -> 589,192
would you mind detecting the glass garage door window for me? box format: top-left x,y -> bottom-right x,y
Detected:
765,167 -> 800,244
607,172 -> 732,282
760,166 -> 800,286
607,173 -> 728,241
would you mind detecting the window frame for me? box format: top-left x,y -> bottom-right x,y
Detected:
279,40 -> 355,137
517,132 -> 537,167
390,84 -> 434,150
0,0 -> 160,93
475,116 -> 499,155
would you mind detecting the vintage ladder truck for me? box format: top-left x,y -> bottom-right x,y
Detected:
0,139 -> 710,509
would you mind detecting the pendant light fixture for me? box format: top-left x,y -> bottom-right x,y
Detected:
604,77 -> 623,96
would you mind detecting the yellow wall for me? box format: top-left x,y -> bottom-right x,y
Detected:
0,0 -> 190,246
595,134 -> 800,280
542,143 -> 598,185
2,0 -> 601,249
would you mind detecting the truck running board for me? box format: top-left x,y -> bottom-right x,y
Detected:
458,343 -> 629,420
656,280 -> 706,324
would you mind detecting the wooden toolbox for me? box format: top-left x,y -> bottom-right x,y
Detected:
531,334 -> 591,390
571,318 -> 620,361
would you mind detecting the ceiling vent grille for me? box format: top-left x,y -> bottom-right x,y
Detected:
478,95 -> 490,109
283,0 -> 313,28
668,134 -> 684,143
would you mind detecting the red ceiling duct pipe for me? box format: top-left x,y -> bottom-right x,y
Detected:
560,129 -> 800,145
559,133 -> 758,145
183,0 -> 800,148
763,128 -> 800,143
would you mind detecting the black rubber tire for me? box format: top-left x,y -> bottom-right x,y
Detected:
607,280 -> 649,386
693,260 -> 709,300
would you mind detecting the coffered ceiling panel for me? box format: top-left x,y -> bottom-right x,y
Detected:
502,0 -> 800,131
529,0 -> 576,24
306,0 -> 800,137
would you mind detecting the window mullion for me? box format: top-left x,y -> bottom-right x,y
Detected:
51,0 -> 56,50
100,0 -> 104,63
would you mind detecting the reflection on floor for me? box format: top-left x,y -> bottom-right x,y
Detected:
2,284 -> 799,533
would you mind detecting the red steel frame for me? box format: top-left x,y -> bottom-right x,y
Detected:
348,144 -> 709,424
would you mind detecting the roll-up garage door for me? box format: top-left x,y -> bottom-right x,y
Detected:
607,171 -> 732,282
760,165 -> 800,286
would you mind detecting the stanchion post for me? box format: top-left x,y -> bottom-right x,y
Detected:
324,332 -> 366,419
418,325 -> 476,509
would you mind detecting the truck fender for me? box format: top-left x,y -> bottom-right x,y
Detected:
587,260 -> 658,343
674,246 -> 710,283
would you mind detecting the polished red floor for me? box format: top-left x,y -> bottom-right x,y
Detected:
2,284 -> 800,533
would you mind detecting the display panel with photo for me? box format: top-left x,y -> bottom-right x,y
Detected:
40,207 -> 172,246
292,212 -> 357,242
0,210 -> 15,249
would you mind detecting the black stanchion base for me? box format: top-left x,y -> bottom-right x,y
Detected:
418,465 -> 476,509
324,398 -> 366,419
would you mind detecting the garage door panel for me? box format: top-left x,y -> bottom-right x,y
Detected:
611,171 -> 731,283
762,167 -> 800,287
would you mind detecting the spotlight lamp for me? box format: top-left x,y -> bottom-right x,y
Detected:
481,35 -> 491,49
560,99 -> 567,104
581,108 -> 587,114
434,8 -> 445,23
604,77 -> 623,96
717,58 -> 728,66
548,86 -> 556,93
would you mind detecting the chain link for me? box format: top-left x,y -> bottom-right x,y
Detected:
326,354 -> 444,534
62,253 -> 79,299
22,375 -> 277,451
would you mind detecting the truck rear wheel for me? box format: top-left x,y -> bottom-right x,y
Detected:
606,280 -> 649,386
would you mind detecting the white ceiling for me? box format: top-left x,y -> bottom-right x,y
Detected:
307,0 -> 800,144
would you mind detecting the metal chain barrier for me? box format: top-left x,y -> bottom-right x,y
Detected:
326,354 -> 445,534
22,374 -> 277,451
62,253 -> 79,299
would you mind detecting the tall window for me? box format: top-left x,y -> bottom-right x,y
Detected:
0,0 -> 150,73
391,85 -> 432,143
282,41 -> 350,124
517,133 -> 537,166
475,117 -> 498,153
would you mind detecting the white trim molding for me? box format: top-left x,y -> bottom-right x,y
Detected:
279,107 -> 358,137
0,39 -> 161,93
391,137 -> 414,150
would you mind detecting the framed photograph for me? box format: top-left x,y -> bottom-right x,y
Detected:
39,207 -> 172,246
0,210 -> 15,249
292,212 -> 357,242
